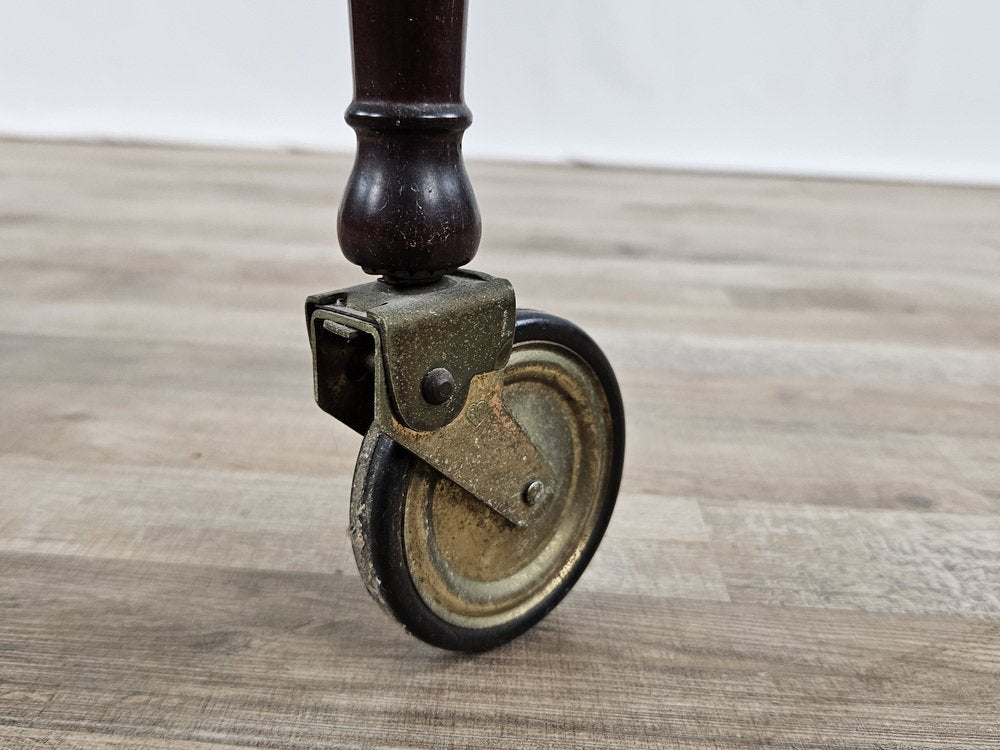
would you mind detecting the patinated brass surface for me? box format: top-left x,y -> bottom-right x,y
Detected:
401,340 -> 613,628
306,271 -> 555,526
306,270 -> 514,432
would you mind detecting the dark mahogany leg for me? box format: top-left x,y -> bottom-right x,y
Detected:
338,0 -> 480,283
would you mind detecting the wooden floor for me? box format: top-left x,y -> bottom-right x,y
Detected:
1,140 -> 999,749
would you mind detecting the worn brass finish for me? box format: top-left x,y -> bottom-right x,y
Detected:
388,368 -> 556,526
306,271 -> 554,526
307,270 -> 514,432
400,340 -> 613,629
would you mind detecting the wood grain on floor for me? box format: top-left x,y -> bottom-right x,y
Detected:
1,140 -> 998,749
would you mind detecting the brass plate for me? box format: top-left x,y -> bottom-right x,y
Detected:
307,271 -> 554,526
401,340 -> 613,629
307,270 -> 515,432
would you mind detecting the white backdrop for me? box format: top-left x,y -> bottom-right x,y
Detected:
3,0 -> 999,184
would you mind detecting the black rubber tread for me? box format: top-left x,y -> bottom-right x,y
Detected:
358,309 -> 625,651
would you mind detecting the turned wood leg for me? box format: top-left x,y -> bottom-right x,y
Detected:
338,0 -> 480,283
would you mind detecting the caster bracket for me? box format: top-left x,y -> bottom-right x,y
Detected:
306,271 -> 554,527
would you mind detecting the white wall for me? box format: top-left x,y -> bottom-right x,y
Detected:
3,0 -> 1000,184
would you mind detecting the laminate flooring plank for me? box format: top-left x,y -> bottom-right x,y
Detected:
1,139 -> 998,748
2,551 -> 998,749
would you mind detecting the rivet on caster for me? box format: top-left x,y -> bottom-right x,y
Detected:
306,0 -> 625,652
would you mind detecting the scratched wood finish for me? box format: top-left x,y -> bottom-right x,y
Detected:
1,140 -> 999,749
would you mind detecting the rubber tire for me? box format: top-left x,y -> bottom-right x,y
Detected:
355,310 -> 625,652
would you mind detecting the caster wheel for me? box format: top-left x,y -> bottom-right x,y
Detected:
349,310 -> 625,651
